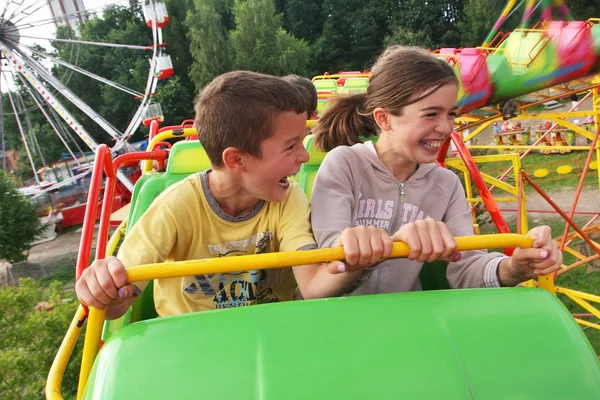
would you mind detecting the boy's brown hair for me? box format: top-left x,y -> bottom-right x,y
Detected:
282,74 -> 318,118
195,71 -> 308,168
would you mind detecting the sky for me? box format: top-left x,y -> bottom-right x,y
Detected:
2,0 -> 130,89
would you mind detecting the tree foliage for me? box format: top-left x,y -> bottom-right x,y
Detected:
0,171 -> 44,262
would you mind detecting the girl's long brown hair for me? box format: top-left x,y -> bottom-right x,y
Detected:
313,46 -> 458,152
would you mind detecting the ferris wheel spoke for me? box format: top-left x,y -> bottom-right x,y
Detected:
13,67 -> 83,168
2,71 -> 40,185
10,1 -> 54,27
6,44 -> 124,140
20,43 -> 144,97
18,35 -> 159,51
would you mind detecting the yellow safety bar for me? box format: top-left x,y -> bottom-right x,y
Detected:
312,73 -> 371,81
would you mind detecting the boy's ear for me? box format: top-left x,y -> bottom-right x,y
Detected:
373,107 -> 391,131
222,147 -> 245,173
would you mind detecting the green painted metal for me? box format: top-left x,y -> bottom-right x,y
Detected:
592,25 -> 600,73
84,288 -> 600,399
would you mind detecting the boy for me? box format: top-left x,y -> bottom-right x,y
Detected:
283,74 -> 318,120
76,71 -> 332,318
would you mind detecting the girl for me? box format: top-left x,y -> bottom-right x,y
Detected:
297,46 -> 561,299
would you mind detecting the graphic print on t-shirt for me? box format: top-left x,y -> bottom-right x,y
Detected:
182,230 -> 278,308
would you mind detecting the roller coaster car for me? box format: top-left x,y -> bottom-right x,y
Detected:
51,135 -> 600,400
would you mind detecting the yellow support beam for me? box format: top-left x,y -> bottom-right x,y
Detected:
468,145 -> 591,151
446,160 -> 518,195
547,117 -> 595,141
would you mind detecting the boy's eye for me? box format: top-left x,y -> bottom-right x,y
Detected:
424,113 -> 437,118
285,144 -> 295,151
449,112 -> 457,118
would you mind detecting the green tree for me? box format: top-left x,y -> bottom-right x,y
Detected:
386,0 -> 465,51
229,0 -> 309,76
311,0 -> 395,74
0,171 -> 44,262
187,0 -> 234,91
456,0 -> 515,48
283,0 -> 324,44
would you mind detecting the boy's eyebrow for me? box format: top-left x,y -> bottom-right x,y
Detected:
284,135 -> 303,145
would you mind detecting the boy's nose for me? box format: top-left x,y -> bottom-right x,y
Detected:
298,146 -> 310,163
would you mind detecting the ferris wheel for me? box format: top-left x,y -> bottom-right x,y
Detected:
0,0 -> 174,191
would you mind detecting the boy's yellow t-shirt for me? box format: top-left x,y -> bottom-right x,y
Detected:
117,171 -> 316,316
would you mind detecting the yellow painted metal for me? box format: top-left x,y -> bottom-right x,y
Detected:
556,287 -> 600,307
547,117 -> 595,142
447,161 -> 518,196
461,119 -> 495,142
574,318 -> 600,330
467,145 -> 592,151
311,73 -> 371,82
77,308 -> 106,400
46,305 -> 86,400
126,235 -> 533,283
537,274 -> 556,294
562,246 -> 588,261
106,219 -> 127,257
142,128 -> 198,172
556,289 -> 600,331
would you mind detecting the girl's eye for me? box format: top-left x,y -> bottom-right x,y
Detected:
286,144 -> 295,151
449,113 -> 457,118
424,113 -> 436,118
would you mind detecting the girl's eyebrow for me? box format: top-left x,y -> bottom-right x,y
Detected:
420,105 -> 458,112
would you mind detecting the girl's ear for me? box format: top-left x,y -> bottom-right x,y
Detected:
373,107 -> 392,131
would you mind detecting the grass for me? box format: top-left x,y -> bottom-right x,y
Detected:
480,215 -> 600,354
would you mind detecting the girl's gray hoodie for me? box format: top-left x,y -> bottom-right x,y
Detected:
311,141 -> 508,295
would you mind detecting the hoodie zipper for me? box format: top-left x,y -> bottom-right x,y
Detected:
375,181 -> 405,294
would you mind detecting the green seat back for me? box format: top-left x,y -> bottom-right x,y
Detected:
295,135 -> 328,200
126,141 -> 212,233
343,77 -> 369,94
313,79 -> 338,93
86,288 -> 600,399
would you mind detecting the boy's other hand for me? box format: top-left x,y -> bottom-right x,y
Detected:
75,256 -> 136,310
391,218 -> 460,263
326,226 -> 393,274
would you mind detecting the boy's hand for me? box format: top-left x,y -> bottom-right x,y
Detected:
325,226 -> 393,274
75,256 -> 136,310
499,225 -> 562,286
391,218 -> 461,263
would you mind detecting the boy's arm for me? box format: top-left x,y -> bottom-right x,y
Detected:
290,150 -> 367,298
80,194 -> 181,319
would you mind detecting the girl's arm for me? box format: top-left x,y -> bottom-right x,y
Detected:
293,148 -> 389,298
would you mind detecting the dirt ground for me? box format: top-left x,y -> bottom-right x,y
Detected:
27,224 -> 115,263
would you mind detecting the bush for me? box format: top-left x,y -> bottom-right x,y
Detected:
0,171 -> 44,262
0,279 -> 83,399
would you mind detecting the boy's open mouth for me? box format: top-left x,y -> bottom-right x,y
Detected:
278,176 -> 291,189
